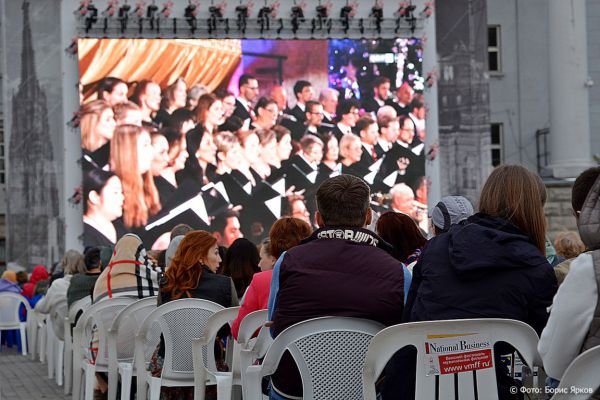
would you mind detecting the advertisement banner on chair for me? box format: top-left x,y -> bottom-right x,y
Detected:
424,333 -> 493,376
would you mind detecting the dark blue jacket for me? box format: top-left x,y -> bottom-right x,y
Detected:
405,213 -> 557,334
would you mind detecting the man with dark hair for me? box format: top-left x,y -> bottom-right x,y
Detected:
289,80 -> 314,124
362,76 -> 391,114
303,100 -> 325,138
539,167 -> 600,397
269,174 -> 404,399
356,116 -> 380,169
233,74 -> 259,128
211,210 -> 243,248
332,99 -> 360,140
67,247 -> 103,307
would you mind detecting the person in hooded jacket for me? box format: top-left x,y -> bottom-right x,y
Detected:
538,168 -> 600,399
21,265 -> 49,300
383,165 -> 558,400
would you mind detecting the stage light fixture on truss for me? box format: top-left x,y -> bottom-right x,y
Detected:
84,2 -> 99,33
396,1 -> 417,34
312,0 -> 331,35
370,0 -> 383,35
208,0 -> 229,34
235,2 -> 249,34
147,1 -> 159,31
257,1 -> 273,33
118,2 -> 132,33
339,0 -> 353,35
184,1 -> 198,33
290,0 -> 305,35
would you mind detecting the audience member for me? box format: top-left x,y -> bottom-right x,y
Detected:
553,231 -> 586,260
35,250 -> 85,313
21,265 -> 48,300
93,234 -> 160,302
221,238 -> 260,298
386,165 -> 558,399
269,175 -> 404,399
151,230 -> 238,398
0,271 -> 20,294
553,167 -> 600,284
232,218 -> 312,339
170,223 -> 193,240
67,247 -> 102,307
538,169 -> 600,398
165,235 -> 185,270
429,195 -> 474,236
377,210 -> 426,269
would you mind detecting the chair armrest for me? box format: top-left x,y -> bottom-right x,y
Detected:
245,364 -> 265,400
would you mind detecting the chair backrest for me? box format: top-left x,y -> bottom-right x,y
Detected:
198,306 -> 240,372
74,297 -> 137,367
553,345 -> 600,399
50,299 -> 69,341
68,296 -> 92,325
0,292 -> 31,328
260,316 -> 384,400
236,309 -> 268,349
109,296 -> 158,363
362,318 -> 541,400
135,298 -> 224,380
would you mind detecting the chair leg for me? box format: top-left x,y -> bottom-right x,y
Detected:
29,320 -> 38,361
47,328 -> 55,379
56,340 -> 65,386
64,341 -> 72,395
19,324 -> 28,356
215,375 -> 233,400
39,323 -> 46,363
84,364 -> 95,400
149,377 -> 162,400
72,356 -> 82,400
118,365 -> 133,400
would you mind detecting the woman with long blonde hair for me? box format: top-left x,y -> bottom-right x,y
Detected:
386,165 -> 558,399
110,124 -> 161,228
80,99 -> 116,168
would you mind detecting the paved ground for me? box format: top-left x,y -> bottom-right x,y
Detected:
0,346 -> 70,400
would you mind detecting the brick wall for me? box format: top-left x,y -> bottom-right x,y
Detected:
544,181 -> 578,241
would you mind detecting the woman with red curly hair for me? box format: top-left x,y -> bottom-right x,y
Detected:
151,231 -> 238,399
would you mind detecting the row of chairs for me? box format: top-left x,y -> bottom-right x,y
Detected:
2,291 -> 600,400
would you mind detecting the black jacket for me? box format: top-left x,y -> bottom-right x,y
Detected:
405,213 -> 557,333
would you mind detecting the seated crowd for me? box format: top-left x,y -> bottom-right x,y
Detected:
81,75 -> 429,250
2,165 -> 600,400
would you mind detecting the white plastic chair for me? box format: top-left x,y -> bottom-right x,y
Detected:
361,318 -> 543,400
64,296 -> 92,395
245,316 -> 384,400
107,296 -> 158,400
134,298 -> 225,400
46,312 -> 57,379
192,306 -> 241,400
235,309 -> 273,399
550,345 -> 600,400
50,298 -> 69,387
0,292 -> 31,356
72,297 -> 136,400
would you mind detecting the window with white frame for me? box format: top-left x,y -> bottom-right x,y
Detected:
491,123 -> 503,166
488,25 -> 501,73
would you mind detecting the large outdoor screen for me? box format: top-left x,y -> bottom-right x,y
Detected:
78,38 -> 428,249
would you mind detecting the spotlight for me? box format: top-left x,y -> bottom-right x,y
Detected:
291,4 -> 305,35
236,4 -> 249,33
370,3 -> 383,34
316,3 -> 328,19
85,3 -> 99,33
208,5 -> 222,34
340,3 -> 353,35
185,3 -> 198,33
147,3 -> 158,30
118,3 -> 131,32
258,6 -> 272,33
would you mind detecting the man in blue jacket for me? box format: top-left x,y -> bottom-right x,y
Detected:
270,174 -> 405,399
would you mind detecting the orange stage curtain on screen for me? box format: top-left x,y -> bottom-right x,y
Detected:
78,38 -> 242,100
